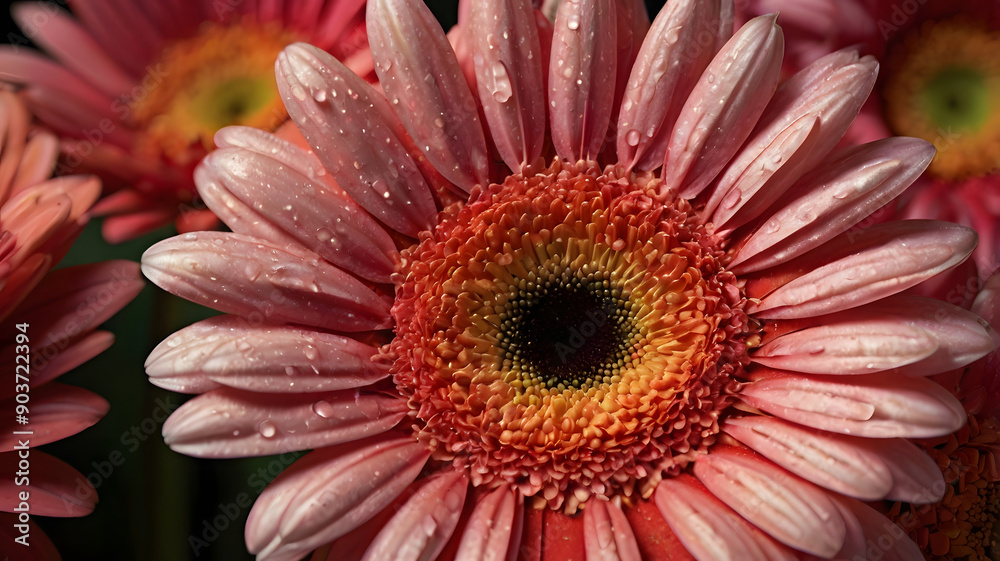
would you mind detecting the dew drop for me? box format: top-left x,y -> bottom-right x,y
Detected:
183,233 -> 199,241
764,218 -> 780,234
313,89 -> 328,102
303,344 -> 319,360
244,263 -> 262,282
433,117 -> 445,128
625,129 -> 641,147
312,400 -> 336,418
290,85 -> 307,101
284,365 -> 297,376
259,420 -> 277,438
566,14 -> 580,30
489,62 -> 513,103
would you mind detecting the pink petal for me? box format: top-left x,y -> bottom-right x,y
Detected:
705,113 -> 823,229
16,331 -> 114,391
141,232 -> 391,332
723,416 -> 892,500
454,484 -> 523,561
755,293 -> 995,376
8,260 -> 143,350
11,132 -> 59,195
748,223 -> 975,320
145,315 -> 389,394
361,468 -> 468,561
655,474 -> 797,561
162,388 -> 407,458
246,434 -> 430,561
0,48 -> 118,122
11,3 -> 133,97
63,0 -> 162,76
615,0 -> 729,171
548,0 -> 617,162
276,43 -> 437,237
834,497 -> 924,561
368,0 -> 488,191
583,498 -> 642,561
693,446 -> 846,557
739,369 -> 967,438
665,14 -> 784,199
752,317 -> 938,375
467,0 -> 546,171
0,449 -> 95,517
708,48 -> 878,229
0,383 -> 107,450
730,138 -> 936,273
198,144 -> 398,283
851,437 -> 945,504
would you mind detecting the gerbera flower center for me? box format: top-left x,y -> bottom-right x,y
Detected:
130,21 -> 293,165
388,161 -> 752,512
498,274 -> 639,392
881,18 -> 1000,179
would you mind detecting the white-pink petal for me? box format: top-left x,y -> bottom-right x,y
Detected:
852,437 -> 945,503
616,0 -> 729,171
709,48 -> 878,229
730,138 -> 936,274
548,0 -> 617,162
752,318 -> 938,374
665,14 -> 783,199
145,315 -> 389,394
455,485 -> 523,561
361,468 -> 468,561
276,43 -> 437,237
693,447 -> 846,557
467,0 -> 546,171
368,0 -> 489,191
739,370 -> 967,438
247,434 -> 430,561
141,232 -> 391,332
162,388 -> 408,458
583,498 -> 641,561
655,474 -> 797,561
198,145 -> 398,283
723,416 -> 893,500
748,221 -> 976,319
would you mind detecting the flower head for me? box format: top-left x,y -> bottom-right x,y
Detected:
0,90 -> 144,557
143,1 -> 995,559
0,0 -> 373,242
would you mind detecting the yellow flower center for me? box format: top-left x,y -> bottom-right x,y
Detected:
881,18 -> 1000,179
388,161 -> 753,512
129,21 -> 293,165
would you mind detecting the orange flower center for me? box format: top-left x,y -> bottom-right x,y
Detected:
881,18 -> 1000,179
129,20 -> 294,165
388,161 -> 753,512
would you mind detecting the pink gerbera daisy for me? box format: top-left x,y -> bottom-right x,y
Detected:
738,0 -> 1000,274
0,0 -> 372,243
0,90 -> 144,558
142,1 -> 995,559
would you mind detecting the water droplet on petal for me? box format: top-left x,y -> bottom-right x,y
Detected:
566,15 -> 580,30
312,400 -> 336,418
290,85 -> 307,101
489,62 -> 513,103
303,344 -> 318,360
313,89 -> 328,102
259,420 -> 277,438
626,129 -> 641,147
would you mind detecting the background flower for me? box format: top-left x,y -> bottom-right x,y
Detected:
0,0 -> 373,243
738,0 -> 1000,275
141,0 -> 994,559
0,90 -> 144,559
